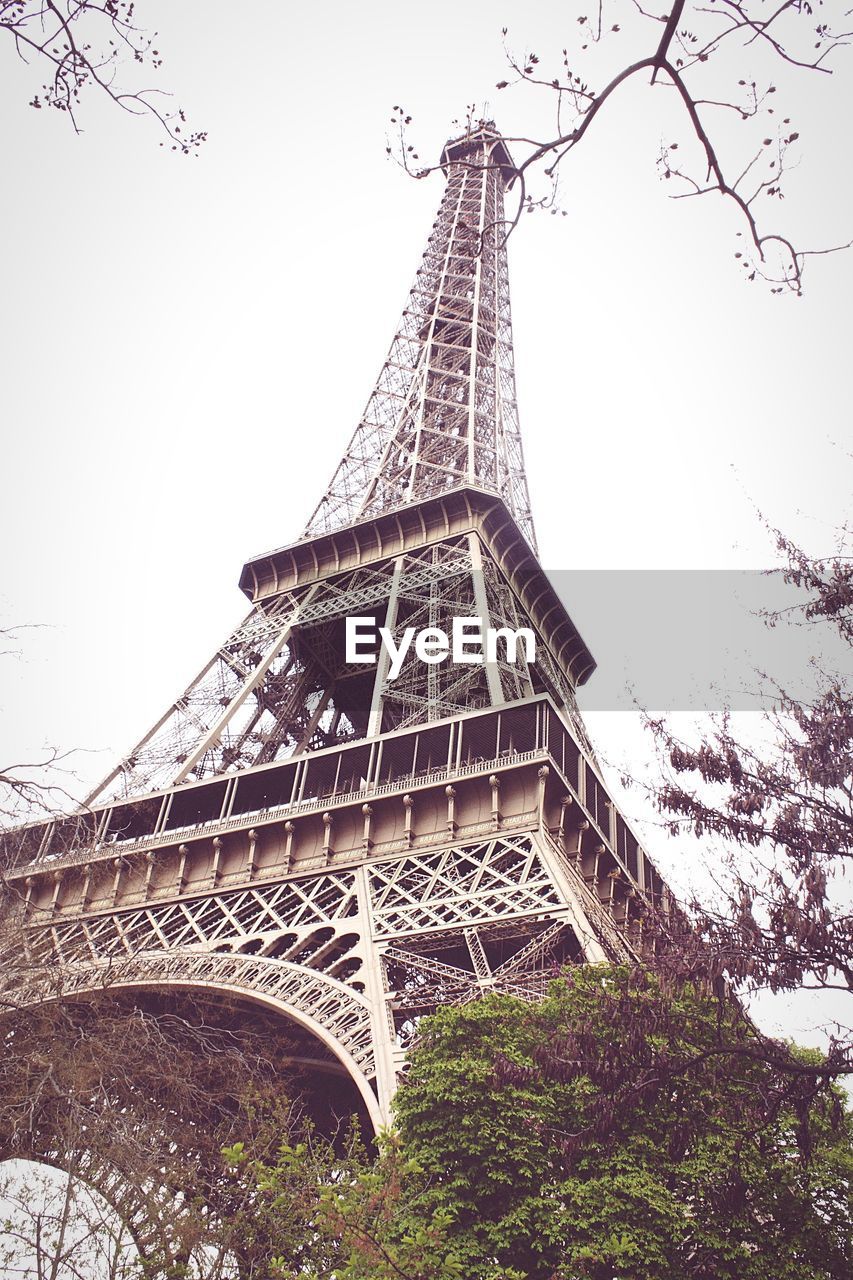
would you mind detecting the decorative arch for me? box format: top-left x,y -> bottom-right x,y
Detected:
13,948 -> 383,1132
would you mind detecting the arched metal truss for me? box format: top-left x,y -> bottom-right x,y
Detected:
13,949 -> 384,1132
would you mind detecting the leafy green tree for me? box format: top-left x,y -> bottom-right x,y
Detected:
242,967 -> 851,1280
225,1126 -> 467,1280
391,968 -> 852,1280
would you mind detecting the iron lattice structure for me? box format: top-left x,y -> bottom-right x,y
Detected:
1,123 -> 674,1267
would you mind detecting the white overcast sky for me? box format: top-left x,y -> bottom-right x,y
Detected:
1,0 -> 851,987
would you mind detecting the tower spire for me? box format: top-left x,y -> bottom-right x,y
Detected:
304,122 -> 537,552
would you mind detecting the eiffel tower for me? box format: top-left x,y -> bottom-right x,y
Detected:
2,124 -> 671,1149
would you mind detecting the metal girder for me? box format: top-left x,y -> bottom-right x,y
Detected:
492,918 -> 570,979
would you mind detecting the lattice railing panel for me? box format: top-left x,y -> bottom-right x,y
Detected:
29,872 -> 362,972
368,835 -> 561,938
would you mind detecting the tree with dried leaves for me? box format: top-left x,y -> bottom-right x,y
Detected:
647,523 -> 853,1077
1,1 -> 204,151
392,1 -> 853,293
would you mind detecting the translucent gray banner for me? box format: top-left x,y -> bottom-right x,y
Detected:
547,570 -> 847,712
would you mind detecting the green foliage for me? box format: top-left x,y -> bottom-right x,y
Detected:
391,967 -> 853,1280
236,967 -> 852,1280
230,1127 -> 468,1280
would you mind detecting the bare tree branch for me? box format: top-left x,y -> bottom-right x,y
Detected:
1,1 -> 205,152
391,1 -> 852,293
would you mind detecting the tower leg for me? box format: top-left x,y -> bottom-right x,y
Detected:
355,865 -> 398,1126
